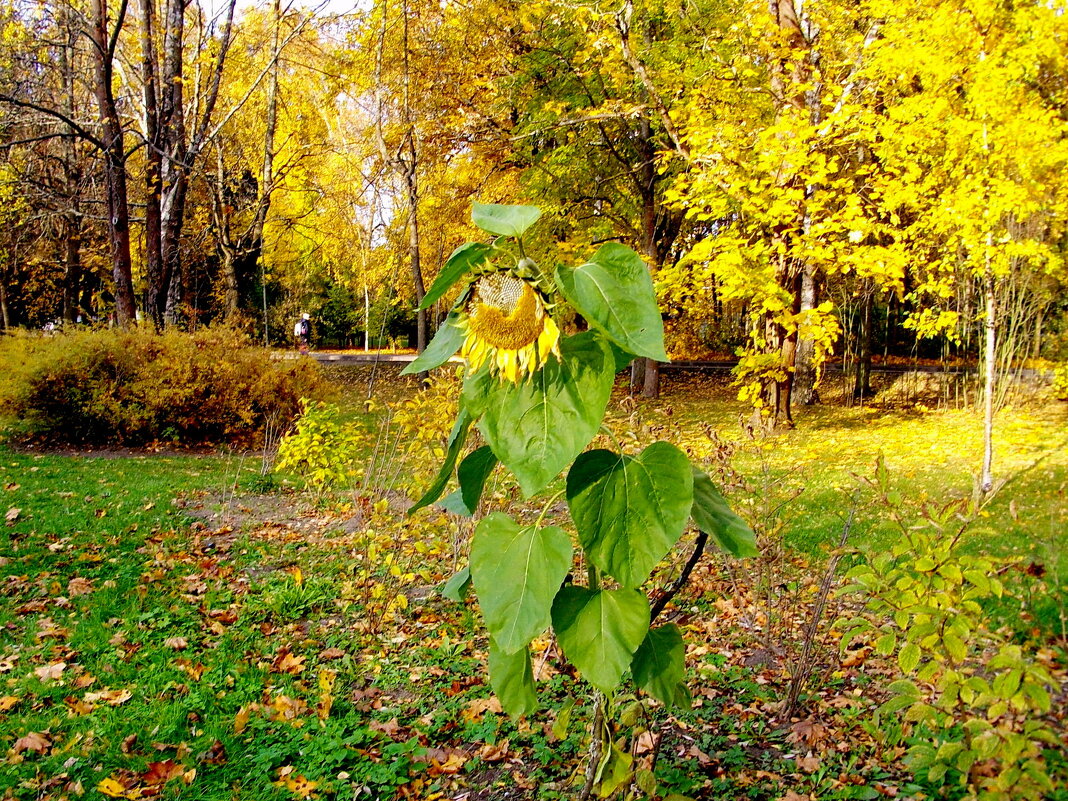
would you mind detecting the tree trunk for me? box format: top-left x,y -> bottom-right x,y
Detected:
405,145 -> 427,351
853,283 -> 873,402
89,0 -> 136,326
140,0 -> 165,325
0,277 -> 9,330
239,0 -> 283,321
981,262 -> 996,492
59,3 -> 84,325
61,221 -> 83,323
794,265 -> 820,405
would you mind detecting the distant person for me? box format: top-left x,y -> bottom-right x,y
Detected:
293,313 -> 311,355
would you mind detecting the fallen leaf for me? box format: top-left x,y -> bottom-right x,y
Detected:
67,577 -> 94,596
176,659 -> 205,681
275,773 -> 317,798
34,662 -> 67,681
796,754 -> 821,773
234,704 -> 252,734
197,739 -> 227,765
85,688 -> 133,706
96,776 -> 141,799
164,636 -> 188,650
319,647 -> 344,661
14,731 -> 51,754
478,739 -> 510,762
0,695 -> 19,713
142,759 -> 184,786
462,696 -> 502,722
5,507 -> 20,523
272,649 -> 306,675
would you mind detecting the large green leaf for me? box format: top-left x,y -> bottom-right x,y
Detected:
631,624 -> 686,708
462,332 -> 616,497
551,587 -> 649,694
555,242 -> 667,361
407,409 -> 472,514
566,442 -> 694,589
691,467 -> 758,558
420,242 -> 492,311
400,315 -> 464,376
471,513 -> 573,654
488,640 -> 537,718
458,446 -> 498,514
472,202 -> 541,238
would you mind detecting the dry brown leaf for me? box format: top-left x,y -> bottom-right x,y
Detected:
14,731 -> 51,754
85,688 -> 133,706
271,648 -> 306,675
142,759 -> 184,786
0,695 -> 19,713
67,577 -> 94,596
5,507 -> 20,523
164,636 -> 188,651
319,647 -> 344,661
796,754 -> 821,773
462,696 -> 502,722
34,661 -> 67,681
478,739 -> 510,762
64,695 -> 95,715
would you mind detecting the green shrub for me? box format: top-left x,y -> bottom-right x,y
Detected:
0,326 -> 329,446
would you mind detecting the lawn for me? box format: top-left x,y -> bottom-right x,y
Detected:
1,366 -> 1065,800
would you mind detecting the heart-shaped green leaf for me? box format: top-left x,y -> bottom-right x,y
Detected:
463,332 -> 615,497
566,442 -> 694,589
471,513 -> 572,654
555,242 -> 667,361
420,242 -> 492,310
401,315 -> 464,376
631,624 -> 686,707
407,409 -> 471,514
488,639 -> 537,718
551,586 -> 649,694
472,202 -> 541,238
690,467 -> 757,558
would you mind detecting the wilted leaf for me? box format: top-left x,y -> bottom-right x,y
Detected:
13,731 -> 51,754
271,649 -> 306,675
67,577 -> 94,596
5,507 -> 20,523
85,688 -> 133,706
33,661 -> 66,681
164,636 -> 188,650
0,695 -> 19,713
142,759 -> 184,786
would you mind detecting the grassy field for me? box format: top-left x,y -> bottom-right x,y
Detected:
0,366 -> 1065,800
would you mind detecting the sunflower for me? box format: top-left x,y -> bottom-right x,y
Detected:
458,271 -> 561,382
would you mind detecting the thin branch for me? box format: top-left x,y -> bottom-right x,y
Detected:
651,530 -> 708,622
0,95 -> 105,150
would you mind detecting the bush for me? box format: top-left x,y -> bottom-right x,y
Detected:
0,326 -> 330,446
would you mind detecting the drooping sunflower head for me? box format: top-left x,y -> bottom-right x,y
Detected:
458,271 -> 560,382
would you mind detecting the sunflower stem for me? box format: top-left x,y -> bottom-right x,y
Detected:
534,488 -> 566,529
